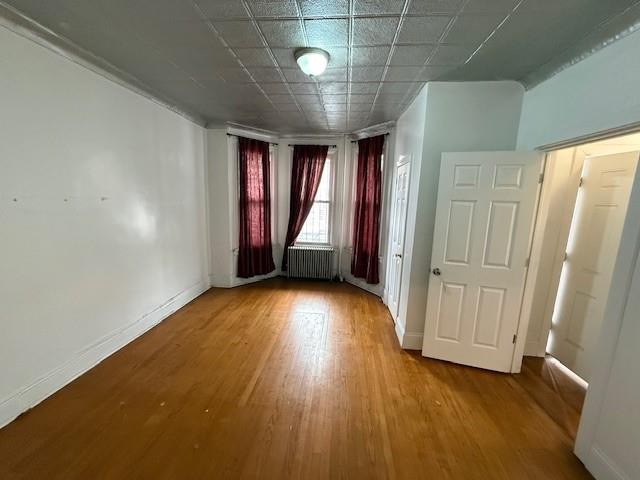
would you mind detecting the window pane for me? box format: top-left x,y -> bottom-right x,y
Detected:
315,159 -> 331,201
296,158 -> 332,244
297,202 -> 330,244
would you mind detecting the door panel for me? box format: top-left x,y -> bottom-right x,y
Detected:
423,152 -> 543,372
435,282 -> 465,341
548,152 -> 639,381
472,286 -> 506,348
444,201 -> 475,264
483,201 -> 518,268
454,164 -> 481,187
387,161 -> 411,321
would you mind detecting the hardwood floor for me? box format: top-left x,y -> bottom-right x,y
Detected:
514,356 -> 587,441
0,279 -> 592,479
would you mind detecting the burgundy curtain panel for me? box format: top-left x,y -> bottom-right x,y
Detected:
282,144 -> 329,270
351,135 -> 385,284
237,136 -> 276,278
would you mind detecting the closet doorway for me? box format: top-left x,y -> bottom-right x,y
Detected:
385,156 -> 411,322
523,132 -> 640,383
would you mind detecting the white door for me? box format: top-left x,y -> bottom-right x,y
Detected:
422,152 -> 543,372
387,161 -> 411,321
548,151 -> 639,381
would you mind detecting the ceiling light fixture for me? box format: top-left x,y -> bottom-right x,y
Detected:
294,48 -> 330,77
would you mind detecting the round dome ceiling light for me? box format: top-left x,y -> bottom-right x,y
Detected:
294,48 -> 330,77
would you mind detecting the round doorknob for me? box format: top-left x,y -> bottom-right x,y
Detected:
432,267 -> 441,276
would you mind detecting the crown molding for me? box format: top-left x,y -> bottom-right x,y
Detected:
0,2 -> 207,127
225,122 -> 280,143
521,3 -> 640,89
350,121 -> 396,140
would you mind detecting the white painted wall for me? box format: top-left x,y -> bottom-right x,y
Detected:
396,82 -> 524,349
517,28 -> 640,150
207,129 -> 235,287
0,25 -> 209,427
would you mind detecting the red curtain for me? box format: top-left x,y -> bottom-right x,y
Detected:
237,136 -> 275,278
351,135 -> 385,284
282,145 -> 329,270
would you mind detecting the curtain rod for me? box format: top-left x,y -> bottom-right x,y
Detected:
350,132 -> 390,143
226,133 -> 278,146
288,144 -> 337,148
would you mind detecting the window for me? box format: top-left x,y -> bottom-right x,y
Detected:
297,157 -> 332,244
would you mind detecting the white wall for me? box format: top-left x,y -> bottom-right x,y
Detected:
207,128 -> 241,287
517,28 -> 640,150
0,25 -> 209,427
397,81 -> 524,348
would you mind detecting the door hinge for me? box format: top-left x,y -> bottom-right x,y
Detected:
579,177 -> 584,187
525,257 -> 530,267
512,334 -> 517,344
564,251 -> 568,261
538,173 -> 544,184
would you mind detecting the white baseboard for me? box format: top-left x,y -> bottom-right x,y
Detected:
0,279 -> 209,430
524,340 -> 546,357
231,270 -> 280,287
401,332 -> 424,350
394,319 -> 405,346
393,320 -> 423,350
343,275 -> 383,297
209,270 -> 281,289
582,445 -> 628,480
209,273 -> 231,288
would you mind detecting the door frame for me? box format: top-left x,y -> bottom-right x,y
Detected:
545,151 -> 639,380
384,155 -> 411,319
513,129 -> 640,373
517,148 -> 585,359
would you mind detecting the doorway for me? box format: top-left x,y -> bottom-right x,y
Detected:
522,132 -> 640,385
512,133 -> 640,444
547,151 -> 638,379
385,157 -> 410,323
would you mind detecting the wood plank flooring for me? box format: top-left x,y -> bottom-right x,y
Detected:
0,279 -> 592,479
515,356 -> 587,441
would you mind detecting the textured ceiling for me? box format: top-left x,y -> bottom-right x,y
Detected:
3,0 -> 640,133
